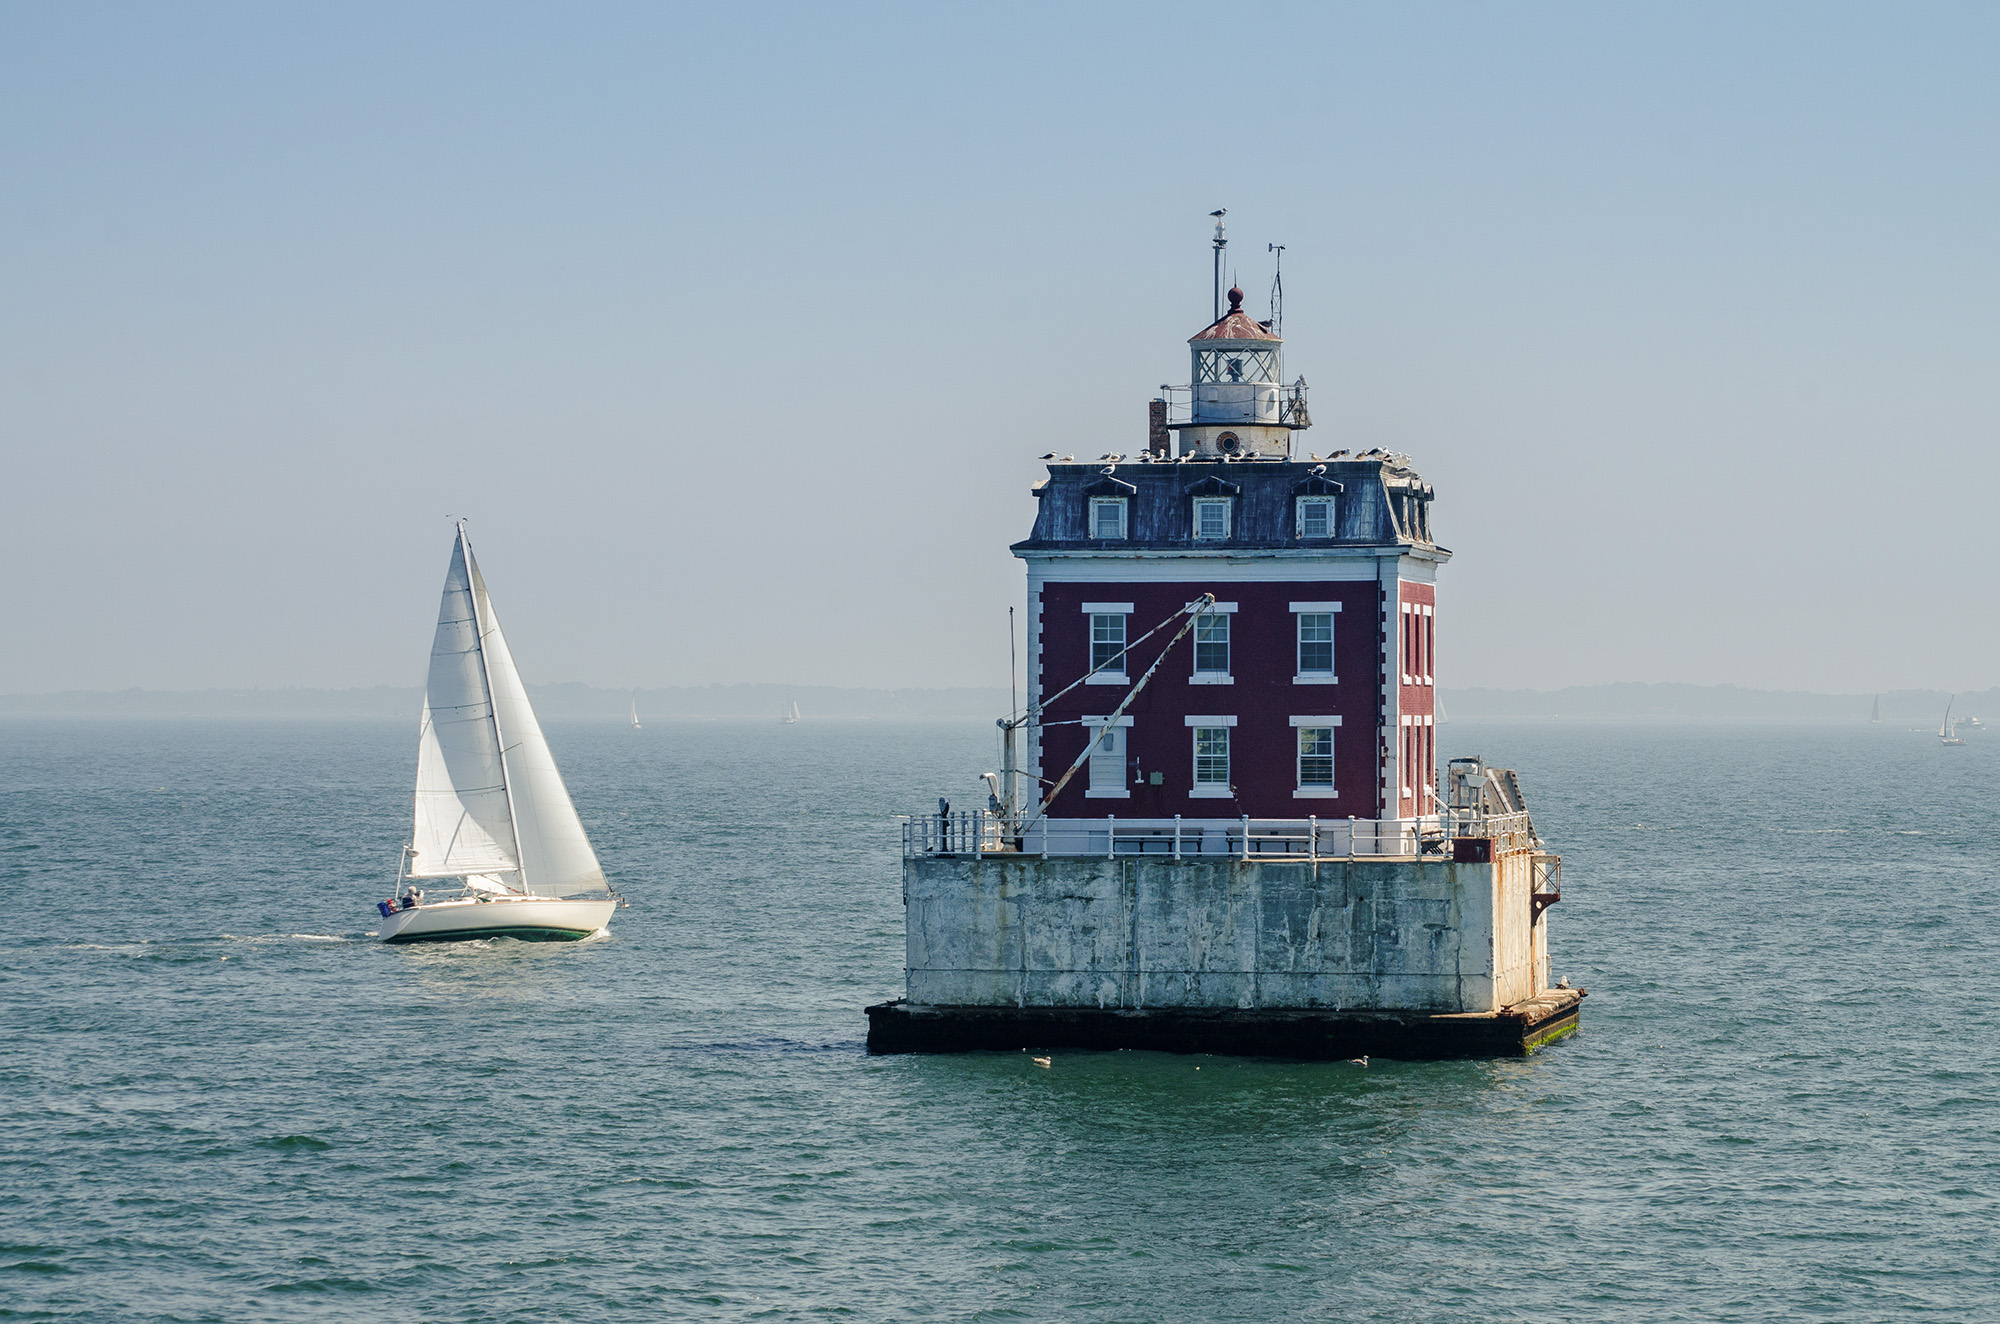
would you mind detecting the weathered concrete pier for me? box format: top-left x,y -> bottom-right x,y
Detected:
868,763 -> 1579,1058
868,233 -> 1579,1060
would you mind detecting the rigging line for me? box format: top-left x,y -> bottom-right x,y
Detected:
1014,599 -> 1211,728
1024,595 -> 1215,827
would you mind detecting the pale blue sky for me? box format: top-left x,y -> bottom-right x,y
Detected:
3,3 -> 1995,694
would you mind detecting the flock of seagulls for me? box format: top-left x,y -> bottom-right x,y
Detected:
1032,447 -> 1418,467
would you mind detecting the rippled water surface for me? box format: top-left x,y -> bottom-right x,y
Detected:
3,717 -> 1996,1321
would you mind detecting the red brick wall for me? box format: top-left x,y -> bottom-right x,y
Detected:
1038,580 -> 1383,819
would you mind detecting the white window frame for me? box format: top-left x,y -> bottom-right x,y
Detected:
1295,496 -> 1336,539
1291,601 -> 1340,684
1089,497 -> 1128,540
1083,715 -> 1134,799
1400,602 -> 1414,685
1190,601 -> 1236,685
1422,603 -> 1434,685
1291,715 -> 1341,798
1185,715 -> 1236,798
1083,604 -> 1131,684
1192,497 -> 1232,541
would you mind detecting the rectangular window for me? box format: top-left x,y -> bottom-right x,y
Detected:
1086,722 -> 1128,798
1297,613 -> 1334,675
1297,497 -> 1334,539
1090,613 -> 1126,676
1297,726 -> 1335,787
1193,726 -> 1230,786
1193,498 -> 1231,540
1090,497 -> 1127,540
1193,613 -> 1229,676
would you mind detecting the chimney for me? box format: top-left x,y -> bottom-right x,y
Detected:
1148,398 -> 1170,457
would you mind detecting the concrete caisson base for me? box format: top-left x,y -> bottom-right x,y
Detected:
865,987 -> 1583,1061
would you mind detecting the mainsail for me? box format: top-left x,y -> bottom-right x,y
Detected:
407,527 -> 608,897
466,544 -> 608,897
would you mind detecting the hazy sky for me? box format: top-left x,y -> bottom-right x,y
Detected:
4,3 -> 1996,695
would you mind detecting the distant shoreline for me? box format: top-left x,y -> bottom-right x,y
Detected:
0,681 -> 1989,722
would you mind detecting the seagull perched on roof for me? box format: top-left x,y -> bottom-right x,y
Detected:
1061,453 -> 1075,463
1039,451 -> 1058,460
1328,449 -> 1350,459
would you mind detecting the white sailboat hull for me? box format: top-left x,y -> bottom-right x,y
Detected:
378,894 -> 616,944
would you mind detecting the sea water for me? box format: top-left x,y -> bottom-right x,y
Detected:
2,717 -> 1996,1322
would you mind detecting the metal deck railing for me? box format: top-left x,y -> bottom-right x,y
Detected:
902,807 -> 1539,862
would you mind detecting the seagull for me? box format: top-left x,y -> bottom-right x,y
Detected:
1347,1055 -> 1369,1067
1557,977 -> 1571,989
1061,454 -> 1075,463
1031,1056 -> 1052,1068
1039,451 -> 1057,460
1328,449 -> 1350,459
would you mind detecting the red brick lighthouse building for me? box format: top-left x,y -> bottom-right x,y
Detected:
1016,283 -> 1445,846
867,238 -> 1578,1061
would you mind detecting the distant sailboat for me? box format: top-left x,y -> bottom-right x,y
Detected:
782,700 -> 802,725
1940,697 -> 1966,747
630,691 -> 642,730
377,523 -> 620,943
1869,695 -> 1882,724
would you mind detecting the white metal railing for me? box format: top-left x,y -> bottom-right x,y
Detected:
901,812 -> 1007,858
1440,807 -> 1537,852
901,793 -> 1538,863
902,813 -> 1481,862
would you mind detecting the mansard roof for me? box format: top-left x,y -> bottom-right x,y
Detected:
1013,457 -> 1445,556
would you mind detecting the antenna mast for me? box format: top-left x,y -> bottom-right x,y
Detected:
1268,243 -> 1285,336
1209,209 -> 1228,320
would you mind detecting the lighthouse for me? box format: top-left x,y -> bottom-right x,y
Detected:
868,231 -> 1582,1060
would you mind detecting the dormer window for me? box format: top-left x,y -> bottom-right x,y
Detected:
1296,497 -> 1335,539
1193,497 -> 1232,540
1090,497 -> 1128,540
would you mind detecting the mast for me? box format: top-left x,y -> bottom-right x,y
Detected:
1210,210 -> 1228,321
461,521 -> 528,891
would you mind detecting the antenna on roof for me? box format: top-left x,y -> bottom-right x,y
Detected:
1267,243 -> 1285,336
1209,209 -> 1228,321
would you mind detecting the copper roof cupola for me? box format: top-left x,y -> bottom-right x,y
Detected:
1177,283 -> 1307,459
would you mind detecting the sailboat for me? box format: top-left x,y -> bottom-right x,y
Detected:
1939,697 -> 1966,747
1869,695 -> 1882,724
782,700 -> 801,725
630,691 -> 642,730
377,524 -> 620,943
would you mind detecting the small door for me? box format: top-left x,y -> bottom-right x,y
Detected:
1088,726 -> 1126,795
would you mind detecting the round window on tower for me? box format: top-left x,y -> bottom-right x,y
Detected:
1217,433 -> 1241,455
